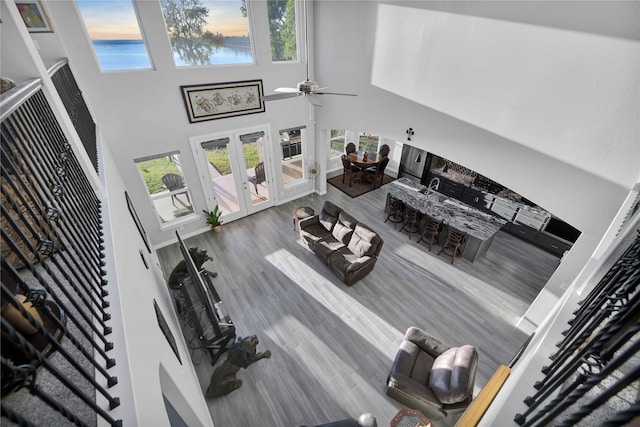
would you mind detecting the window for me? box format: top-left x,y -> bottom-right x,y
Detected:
76,0 -> 152,71
267,0 -> 298,62
359,132 -> 380,152
329,129 -> 345,157
135,152 -> 194,224
280,127 -> 304,184
161,0 -> 253,66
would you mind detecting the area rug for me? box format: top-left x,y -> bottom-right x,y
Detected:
327,173 -> 395,198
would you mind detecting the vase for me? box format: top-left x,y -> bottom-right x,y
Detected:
213,225 -> 222,233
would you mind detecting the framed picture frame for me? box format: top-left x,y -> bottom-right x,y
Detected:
180,79 -> 265,123
125,191 -> 151,253
153,299 -> 182,365
15,1 -> 53,33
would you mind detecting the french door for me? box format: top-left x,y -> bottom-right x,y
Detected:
191,125 -> 274,223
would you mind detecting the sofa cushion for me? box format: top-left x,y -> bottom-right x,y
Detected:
347,224 -> 378,257
428,345 -> 477,404
319,201 -> 342,232
332,220 -> 354,244
315,236 -> 346,263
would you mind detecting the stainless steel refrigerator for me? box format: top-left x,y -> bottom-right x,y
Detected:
399,144 -> 428,183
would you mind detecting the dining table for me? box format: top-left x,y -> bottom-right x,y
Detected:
348,151 -> 382,169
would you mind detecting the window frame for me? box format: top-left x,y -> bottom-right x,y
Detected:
134,151 -> 197,228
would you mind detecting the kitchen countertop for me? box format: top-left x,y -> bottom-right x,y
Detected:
382,177 -> 507,240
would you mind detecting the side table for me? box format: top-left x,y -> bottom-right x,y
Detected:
390,408 -> 432,427
292,206 -> 314,231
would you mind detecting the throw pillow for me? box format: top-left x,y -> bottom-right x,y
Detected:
348,224 -> 376,257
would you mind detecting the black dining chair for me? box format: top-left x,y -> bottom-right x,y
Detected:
345,142 -> 357,155
379,143 -> 390,158
364,157 -> 390,188
341,155 -> 362,187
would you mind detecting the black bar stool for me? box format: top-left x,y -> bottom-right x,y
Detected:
438,226 -> 467,264
385,195 -> 405,229
417,216 -> 442,251
400,205 -> 421,239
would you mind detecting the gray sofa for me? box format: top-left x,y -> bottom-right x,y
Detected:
299,201 -> 384,286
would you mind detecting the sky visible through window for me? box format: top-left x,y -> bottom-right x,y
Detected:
76,0 -> 252,69
77,0 -> 248,40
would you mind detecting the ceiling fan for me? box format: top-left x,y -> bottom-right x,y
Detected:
261,0 -> 357,104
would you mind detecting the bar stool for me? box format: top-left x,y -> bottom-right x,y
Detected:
400,205 -> 421,239
417,216 -> 442,251
385,195 -> 405,229
438,226 -> 467,264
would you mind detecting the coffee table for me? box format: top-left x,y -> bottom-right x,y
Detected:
292,206 -> 314,230
390,408 -> 432,427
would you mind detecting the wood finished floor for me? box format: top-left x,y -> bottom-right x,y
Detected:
156,185 -> 560,427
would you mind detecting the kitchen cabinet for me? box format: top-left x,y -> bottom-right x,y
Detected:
504,222 -> 538,243
438,176 -> 464,199
462,188 -> 491,211
535,233 -> 572,257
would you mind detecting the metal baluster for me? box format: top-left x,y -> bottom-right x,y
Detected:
515,269 -> 640,425
0,163 -> 109,319
0,319 -> 121,426
2,118 -> 107,307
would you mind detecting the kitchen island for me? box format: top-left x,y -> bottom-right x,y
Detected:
382,178 -> 507,262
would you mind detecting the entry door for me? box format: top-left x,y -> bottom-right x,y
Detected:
191,125 -> 274,223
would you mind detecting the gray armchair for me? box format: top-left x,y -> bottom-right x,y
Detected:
386,327 -> 478,420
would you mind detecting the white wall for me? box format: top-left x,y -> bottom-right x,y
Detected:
312,0 -> 639,330
42,0 -> 315,248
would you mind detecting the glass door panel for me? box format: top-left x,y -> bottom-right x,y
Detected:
239,131 -> 270,208
201,138 -> 240,216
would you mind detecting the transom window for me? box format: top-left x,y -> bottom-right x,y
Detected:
161,0 -> 254,66
76,0 -> 152,71
134,152 -> 195,225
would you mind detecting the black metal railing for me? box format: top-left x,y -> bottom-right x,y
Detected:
49,59 -> 98,173
1,80 -> 120,426
514,231 -> 640,426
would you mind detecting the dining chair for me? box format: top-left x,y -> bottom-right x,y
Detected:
365,157 -> 390,188
379,144 -> 390,158
341,155 -> 361,187
345,142 -> 357,155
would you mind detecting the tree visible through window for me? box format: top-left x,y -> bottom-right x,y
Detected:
161,0 -> 253,66
267,0 -> 298,62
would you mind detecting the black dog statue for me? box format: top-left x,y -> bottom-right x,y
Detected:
168,247 -> 213,289
206,335 -> 271,398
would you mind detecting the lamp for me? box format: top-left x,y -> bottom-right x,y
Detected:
406,128 -> 414,141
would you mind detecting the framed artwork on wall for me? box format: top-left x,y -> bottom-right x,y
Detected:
15,0 -> 53,33
180,79 -> 265,123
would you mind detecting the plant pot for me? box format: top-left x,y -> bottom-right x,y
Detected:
212,225 -> 222,233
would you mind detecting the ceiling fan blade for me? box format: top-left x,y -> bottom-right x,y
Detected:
314,91 -> 358,97
262,92 -> 302,101
274,87 -> 299,93
307,95 -> 323,107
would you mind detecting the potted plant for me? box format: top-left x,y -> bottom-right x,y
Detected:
203,205 -> 223,232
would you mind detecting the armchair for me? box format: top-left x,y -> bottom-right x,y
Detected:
386,327 -> 478,420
